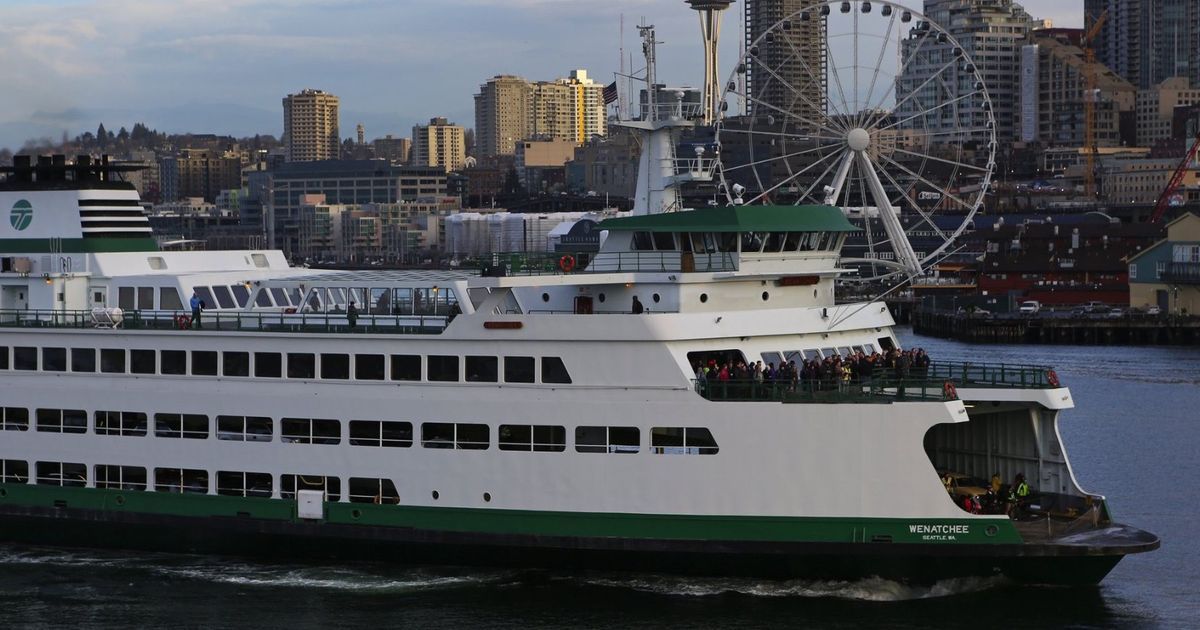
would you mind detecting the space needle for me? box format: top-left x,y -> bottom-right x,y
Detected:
685,0 -> 734,125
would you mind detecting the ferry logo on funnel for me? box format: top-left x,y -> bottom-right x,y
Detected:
10,200 -> 33,231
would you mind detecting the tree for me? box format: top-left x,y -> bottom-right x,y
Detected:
97,123 -> 107,148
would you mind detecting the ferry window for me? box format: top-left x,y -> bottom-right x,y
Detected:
355,354 -> 385,381
231,284 -> 251,307
217,471 -> 272,498
288,353 -> 315,379
155,467 -> 208,494
428,355 -> 459,382
498,424 -> 566,452
161,350 -> 187,375
95,464 -> 147,491
95,411 -> 148,437
42,347 -> 66,372
254,289 -> 272,307
632,231 -> 654,250
541,357 -> 572,384
349,420 -> 413,448
421,422 -> 488,450
281,474 -> 340,501
270,288 -> 289,306
391,354 -> 421,381
877,337 -> 895,352
281,418 -> 340,445
653,231 -> 676,250
1,459 -> 29,483
837,347 -> 852,357
118,287 -> 135,310
253,350 -> 280,376
504,356 -> 535,383
651,427 -> 719,455
130,349 -> 156,374
865,343 -> 878,354
820,347 -> 837,358
761,352 -> 784,368
0,346 -> 7,370
2,407 -> 29,431
212,285 -> 236,309
740,232 -> 764,253
802,349 -> 821,361
852,345 -> 865,354
71,348 -> 96,372
766,232 -> 787,252
100,349 -> 125,373
466,356 -> 498,382
321,354 -> 350,380
36,461 -> 86,487
349,478 -> 400,504
154,413 -> 209,439
252,253 -> 269,268
192,351 -> 217,376
785,232 -> 802,250
36,409 -> 87,434
138,286 -> 155,310
160,287 -> 184,311
217,416 -> 272,442
194,287 -> 215,310
223,351 -> 250,377
575,426 -> 639,454
13,346 -> 36,370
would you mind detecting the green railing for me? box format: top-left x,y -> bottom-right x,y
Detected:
694,377 -> 956,404
0,309 -> 450,335
922,361 -> 1060,389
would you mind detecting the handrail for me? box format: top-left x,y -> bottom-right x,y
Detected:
472,251 -> 738,276
693,377 -> 956,404
0,309 -> 451,335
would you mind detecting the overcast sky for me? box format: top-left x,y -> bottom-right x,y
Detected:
0,0 -> 1083,151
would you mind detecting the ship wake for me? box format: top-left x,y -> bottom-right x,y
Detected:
578,574 -> 1010,601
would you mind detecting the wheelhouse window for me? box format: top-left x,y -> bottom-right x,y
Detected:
0,459 -> 29,483
36,409 -> 87,434
348,478 -> 401,504
154,413 -> 209,439
191,351 -> 217,376
391,355 -> 421,381
255,352 -> 282,378
575,426 -> 639,454
95,411 -> 148,437
100,349 -> 125,373
155,467 -> 208,494
160,287 -> 184,310
421,422 -> 488,450
36,461 -> 86,487
281,418 -> 340,445
288,353 -> 316,379
651,427 -> 719,455
71,348 -> 96,372
428,355 -> 459,382
541,357 -> 572,384
216,416 -> 272,442
42,348 -> 66,372
281,474 -> 340,501
1,407 -> 29,431
466,356 -> 498,382
95,464 -> 147,491
504,356 -> 535,383
356,354 -> 386,381
216,471 -> 272,498
349,421 -> 412,448
498,425 -> 566,452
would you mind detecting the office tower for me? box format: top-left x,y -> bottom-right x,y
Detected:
411,117 -> 467,172
282,89 -> 340,162
743,0 -> 826,127
1086,0 -> 1200,90
474,75 -> 532,157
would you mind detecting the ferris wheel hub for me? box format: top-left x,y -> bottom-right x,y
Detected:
846,128 -> 871,152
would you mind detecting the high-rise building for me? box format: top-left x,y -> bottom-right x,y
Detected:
174,148 -> 244,203
743,0 -> 826,127
1020,29 -> 1136,147
412,117 -> 467,172
899,0 -> 1036,144
373,136 -> 412,163
1135,77 -> 1200,146
474,70 -> 607,157
282,89 -> 341,162
475,75 -> 532,158
1087,0 -> 1200,90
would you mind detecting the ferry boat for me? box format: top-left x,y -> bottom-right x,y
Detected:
0,26 -> 1159,583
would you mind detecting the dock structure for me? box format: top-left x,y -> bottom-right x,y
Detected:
913,311 -> 1200,345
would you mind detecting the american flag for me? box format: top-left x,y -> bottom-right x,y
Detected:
603,81 -> 618,105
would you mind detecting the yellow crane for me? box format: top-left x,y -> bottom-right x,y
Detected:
1083,9 -> 1108,199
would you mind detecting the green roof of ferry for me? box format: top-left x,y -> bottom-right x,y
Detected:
597,205 -> 859,233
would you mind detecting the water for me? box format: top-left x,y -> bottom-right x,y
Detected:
0,331 -> 1196,628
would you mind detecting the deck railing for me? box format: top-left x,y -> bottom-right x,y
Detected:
694,377 -> 955,404
0,309 -> 450,335
475,251 -> 738,276
923,361 -> 1059,388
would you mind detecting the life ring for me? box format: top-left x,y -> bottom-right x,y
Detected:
558,255 -> 576,273
943,381 -> 958,400
1047,369 -> 1060,388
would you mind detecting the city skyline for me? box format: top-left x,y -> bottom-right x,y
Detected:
0,0 -> 1083,151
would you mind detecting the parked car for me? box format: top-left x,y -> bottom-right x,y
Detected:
1082,301 -> 1108,313
1106,307 -> 1126,319
1146,305 -> 1162,316
1019,300 -> 1041,314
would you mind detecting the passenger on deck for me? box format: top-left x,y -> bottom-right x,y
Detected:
189,292 -> 204,330
347,301 -> 359,329
1008,473 -> 1032,516
631,296 -> 644,314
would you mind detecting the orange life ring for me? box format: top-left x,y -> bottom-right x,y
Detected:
558,255 -> 576,273
1047,369 -> 1060,388
943,381 -> 958,400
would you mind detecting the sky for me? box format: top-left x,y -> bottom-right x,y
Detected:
0,0 -> 1083,151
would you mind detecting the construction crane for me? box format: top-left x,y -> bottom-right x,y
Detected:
1082,9 -> 1108,199
1150,130 -> 1200,223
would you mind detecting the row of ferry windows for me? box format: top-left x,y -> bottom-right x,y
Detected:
630,231 -> 842,254
0,411 -> 717,454
0,347 -> 572,384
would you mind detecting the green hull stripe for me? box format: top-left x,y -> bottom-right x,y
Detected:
0,237 -> 158,253
0,483 -> 1023,545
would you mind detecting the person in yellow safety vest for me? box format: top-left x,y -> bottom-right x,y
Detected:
1009,473 -> 1031,507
